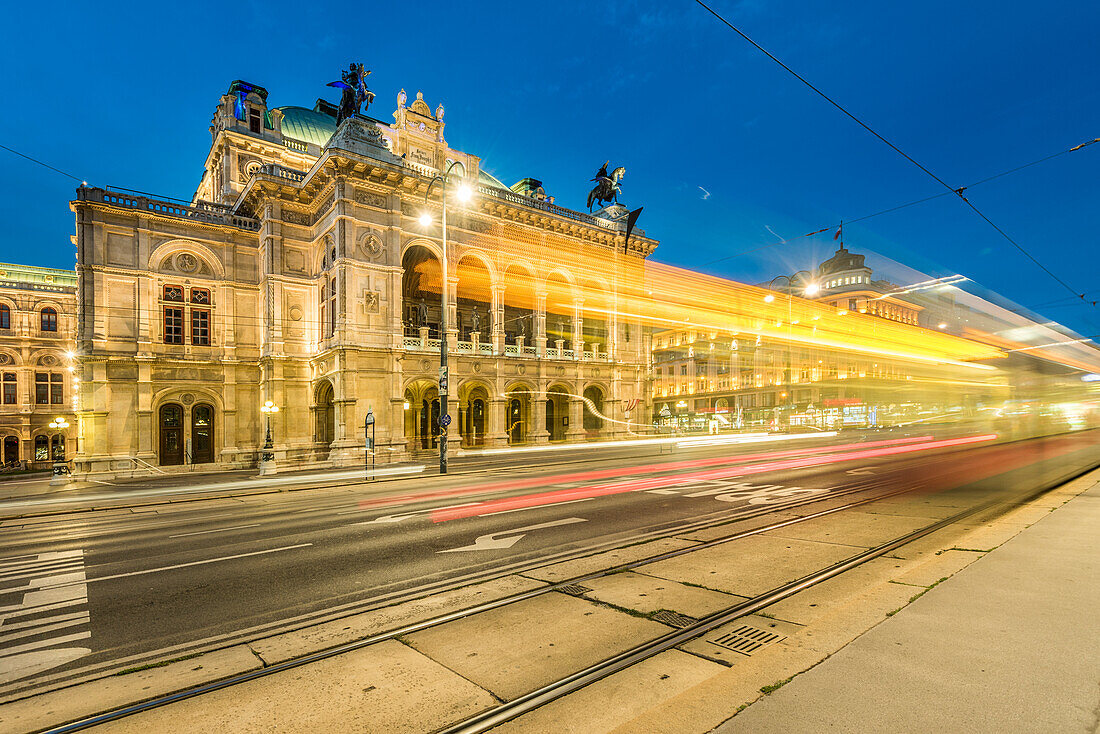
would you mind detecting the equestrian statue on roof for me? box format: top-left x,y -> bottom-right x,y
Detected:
328,62 -> 375,124
587,160 -> 626,211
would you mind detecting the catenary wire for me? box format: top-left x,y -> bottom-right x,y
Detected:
694,0 -> 1094,305
0,142 -> 85,184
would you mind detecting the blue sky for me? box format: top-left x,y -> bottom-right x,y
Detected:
1,0 -> 1097,336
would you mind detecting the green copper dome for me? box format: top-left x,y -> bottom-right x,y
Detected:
275,106 -> 336,148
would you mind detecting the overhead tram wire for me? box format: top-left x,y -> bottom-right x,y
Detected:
0,142 -> 86,184
701,138 -> 1100,268
694,0 -> 1096,306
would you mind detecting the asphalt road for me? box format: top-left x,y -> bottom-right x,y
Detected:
1,429 -> 1096,697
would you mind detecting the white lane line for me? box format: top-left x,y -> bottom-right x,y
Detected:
0,550 -> 82,572
476,497 -> 596,518
169,524 -> 260,539
18,544 -> 314,592
0,631 -> 90,659
0,615 -> 90,644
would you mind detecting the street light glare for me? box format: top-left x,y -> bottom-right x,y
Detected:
804,283 -> 821,296
763,294 -> 775,303
418,213 -> 432,227
455,184 -> 472,203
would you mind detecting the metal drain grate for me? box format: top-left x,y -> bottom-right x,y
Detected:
651,610 -> 699,628
556,584 -> 593,597
706,625 -> 786,656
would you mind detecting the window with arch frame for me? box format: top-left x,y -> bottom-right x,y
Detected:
0,303 -> 9,330
40,307 -> 57,332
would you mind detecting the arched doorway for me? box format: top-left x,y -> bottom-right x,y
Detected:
315,382 -> 335,453
404,379 -> 439,451
581,281 -> 609,355
546,383 -> 571,442
502,264 -> 536,346
459,383 -> 489,447
455,255 -> 492,342
545,272 -> 574,350
402,245 -> 443,337
583,385 -> 606,438
192,404 -> 215,464
159,403 -> 184,465
506,386 -> 531,445
2,435 -> 17,466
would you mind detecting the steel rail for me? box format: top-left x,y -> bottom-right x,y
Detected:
441,463 -> 1098,734
37,474 -> 925,732
6,472 -> 903,704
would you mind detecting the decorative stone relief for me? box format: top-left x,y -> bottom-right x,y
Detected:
38,355 -> 58,366
175,253 -> 199,273
473,363 -> 482,373
181,393 -> 195,405
518,364 -> 527,375
0,353 -> 10,365
358,231 -> 384,260
420,359 -> 431,371
363,291 -> 380,314
282,209 -> 310,225
289,306 -> 303,321
355,190 -> 387,209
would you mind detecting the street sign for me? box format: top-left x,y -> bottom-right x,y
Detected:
440,413 -> 452,428
659,405 -> 672,418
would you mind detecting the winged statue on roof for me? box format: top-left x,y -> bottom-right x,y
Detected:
587,160 -> 626,211
328,62 -> 375,124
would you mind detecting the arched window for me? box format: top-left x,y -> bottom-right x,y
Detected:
34,435 -> 49,461
41,307 -> 58,332
0,303 -> 10,330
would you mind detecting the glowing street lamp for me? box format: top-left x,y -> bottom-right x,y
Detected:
803,282 -> 821,297
260,400 -> 279,475
48,416 -> 70,486
421,161 -> 474,474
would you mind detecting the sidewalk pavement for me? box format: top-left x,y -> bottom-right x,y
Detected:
717,480 -> 1100,734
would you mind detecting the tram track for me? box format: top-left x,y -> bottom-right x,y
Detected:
440,461 -> 1100,734
31,471 -> 939,732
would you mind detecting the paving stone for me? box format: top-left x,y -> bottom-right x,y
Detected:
492,650 -> 725,734
641,534 -> 858,598
2,646 -> 262,734
92,639 -> 493,734
581,571 -> 744,618
403,590 -> 669,701
892,548 -> 985,588
761,510 -> 932,548
519,537 -> 698,583
760,556 -> 908,626
251,574 -> 546,664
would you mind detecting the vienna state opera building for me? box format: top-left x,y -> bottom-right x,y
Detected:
3,74 -> 1068,478
63,79 -> 656,477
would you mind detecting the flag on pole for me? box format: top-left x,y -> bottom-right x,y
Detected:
624,207 -> 644,251
834,224 -> 842,240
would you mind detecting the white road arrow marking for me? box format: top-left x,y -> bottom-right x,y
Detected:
845,467 -> 876,475
437,517 -> 587,553
358,502 -> 483,525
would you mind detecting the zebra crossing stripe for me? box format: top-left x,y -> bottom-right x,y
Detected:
0,549 -> 91,684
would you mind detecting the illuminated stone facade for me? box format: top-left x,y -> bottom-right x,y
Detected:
71,80 -> 656,478
0,264 -> 78,468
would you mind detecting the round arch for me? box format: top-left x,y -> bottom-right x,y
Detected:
313,379 -> 336,451
457,379 -> 492,448
151,387 -> 224,467
544,381 -> 574,442
402,244 -> 443,337
455,254 -> 493,341
149,239 -> 226,278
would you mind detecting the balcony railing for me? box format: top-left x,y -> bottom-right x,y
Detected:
82,188 -> 260,231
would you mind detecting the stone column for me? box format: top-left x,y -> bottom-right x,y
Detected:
491,286 -> 504,354
572,298 -> 584,358
566,396 -> 585,442
535,292 -> 547,357
532,388 -> 549,444
487,397 -> 508,447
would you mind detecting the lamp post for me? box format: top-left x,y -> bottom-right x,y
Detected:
48,416 -> 70,486
260,400 -> 279,475
420,160 -> 472,475
767,275 -> 820,429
